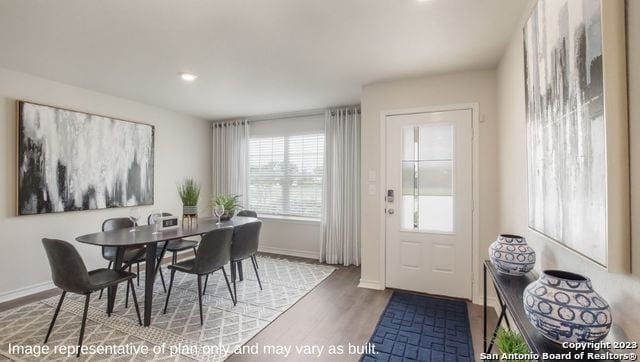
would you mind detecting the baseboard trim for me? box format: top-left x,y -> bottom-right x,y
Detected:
258,245 -> 319,260
0,280 -> 55,304
358,278 -> 385,290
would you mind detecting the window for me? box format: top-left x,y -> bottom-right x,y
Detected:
401,123 -> 454,233
248,116 -> 324,219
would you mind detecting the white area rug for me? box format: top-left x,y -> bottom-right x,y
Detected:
0,255 -> 335,361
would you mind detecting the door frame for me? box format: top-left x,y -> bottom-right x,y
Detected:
378,103 -> 480,302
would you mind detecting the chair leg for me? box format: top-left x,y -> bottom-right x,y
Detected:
172,251 -> 177,265
77,294 -> 90,358
128,280 -> 142,326
231,262 -> 237,303
203,273 -> 209,296
44,291 -> 66,344
99,261 -> 113,300
158,266 -> 167,292
193,247 -> 197,257
163,269 -> 176,314
196,275 -> 204,325
251,256 -> 263,290
137,262 -> 140,286
125,266 -> 131,308
222,268 -> 236,305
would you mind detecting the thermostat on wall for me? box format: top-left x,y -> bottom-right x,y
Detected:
157,215 -> 180,231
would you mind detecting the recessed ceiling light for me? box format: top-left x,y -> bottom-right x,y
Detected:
180,72 -> 197,82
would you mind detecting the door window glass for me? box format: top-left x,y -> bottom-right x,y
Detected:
401,123 -> 454,232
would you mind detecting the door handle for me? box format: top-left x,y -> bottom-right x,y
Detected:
388,208 -> 395,215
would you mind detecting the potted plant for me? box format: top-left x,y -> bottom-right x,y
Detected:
211,194 -> 242,220
178,178 -> 201,216
495,327 -> 531,362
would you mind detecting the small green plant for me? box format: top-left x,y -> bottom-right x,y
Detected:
211,194 -> 242,217
177,178 -> 201,206
495,327 -> 531,362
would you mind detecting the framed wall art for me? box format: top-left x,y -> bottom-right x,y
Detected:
524,0 -> 629,271
17,101 -> 155,215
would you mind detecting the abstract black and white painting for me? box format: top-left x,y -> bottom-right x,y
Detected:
18,101 -> 154,215
524,0 -> 605,265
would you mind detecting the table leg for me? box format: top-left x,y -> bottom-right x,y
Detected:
154,242 -> 168,277
237,260 -> 244,281
494,289 -> 512,329
108,247 -> 125,315
483,263 -> 488,353
144,243 -> 157,326
486,278 -> 511,354
488,307 -> 508,353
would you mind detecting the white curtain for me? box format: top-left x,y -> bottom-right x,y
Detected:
320,107 -> 361,266
212,120 -> 250,206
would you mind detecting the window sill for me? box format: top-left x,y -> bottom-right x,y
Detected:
258,214 -> 321,225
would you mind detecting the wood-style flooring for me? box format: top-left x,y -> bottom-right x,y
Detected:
0,254 -> 496,361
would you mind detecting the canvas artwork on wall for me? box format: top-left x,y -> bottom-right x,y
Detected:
17,101 -> 154,215
524,0 -> 606,265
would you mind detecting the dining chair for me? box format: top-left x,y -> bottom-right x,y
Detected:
163,227 -> 235,325
233,210 -> 259,275
98,218 -> 167,304
148,212 -> 199,264
229,220 -> 263,301
236,210 -> 258,218
101,218 -> 145,281
42,238 -> 141,357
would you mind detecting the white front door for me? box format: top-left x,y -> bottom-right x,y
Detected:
385,109 -> 473,299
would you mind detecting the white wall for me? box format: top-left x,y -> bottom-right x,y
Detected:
0,66 -> 212,301
496,0 -> 640,342
259,219 -> 320,259
359,70 -> 499,301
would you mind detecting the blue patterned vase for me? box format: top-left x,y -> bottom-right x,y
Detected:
488,234 -> 535,275
523,270 -> 612,343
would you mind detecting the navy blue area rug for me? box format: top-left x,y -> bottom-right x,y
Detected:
361,292 -> 474,362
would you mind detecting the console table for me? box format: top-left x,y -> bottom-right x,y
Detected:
483,260 -> 617,361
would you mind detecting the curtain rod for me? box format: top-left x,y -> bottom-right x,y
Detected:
248,109 -> 325,123
211,104 -> 360,125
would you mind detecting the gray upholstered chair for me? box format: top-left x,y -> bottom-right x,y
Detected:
230,220 -> 263,300
236,210 -> 258,218
42,238 -> 141,357
148,212 -> 199,264
101,218 -> 146,277
98,217 -> 167,301
163,227 -> 236,325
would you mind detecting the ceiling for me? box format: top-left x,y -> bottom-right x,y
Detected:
0,0 -> 529,120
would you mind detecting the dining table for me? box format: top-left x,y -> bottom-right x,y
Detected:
76,216 -> 258,326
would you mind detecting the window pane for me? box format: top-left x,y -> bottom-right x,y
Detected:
419,123 -> 453,160
418,161 -> 452,196
401,124 -> 454,233
403,127 -> 415,160
418,196 -> 453,232
248,133 -> 324,218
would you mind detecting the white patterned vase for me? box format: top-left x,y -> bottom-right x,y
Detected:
523,270 -> 612,343
488,234 -> 535,275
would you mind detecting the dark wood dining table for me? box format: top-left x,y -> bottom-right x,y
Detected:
76,216 -> 258,326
